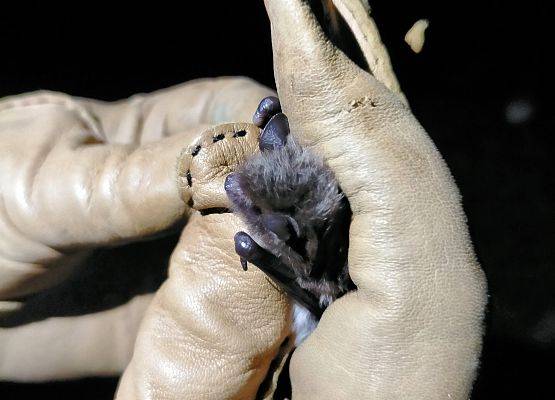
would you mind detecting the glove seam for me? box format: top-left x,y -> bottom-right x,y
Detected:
176,122 -> 259,211
0,91 -> 104,140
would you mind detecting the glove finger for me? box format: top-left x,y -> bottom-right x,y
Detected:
265,0 -> 487,399
177,122 -> 261,212
0,294 -> 152,382
116,213 -> 292,400
76,77 -> 275,144
0,99 -> 201,247
0,95 -> 194,298
0,78 -> 273,299
116,119 -> 294,399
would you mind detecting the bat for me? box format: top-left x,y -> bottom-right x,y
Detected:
225,96 -> 355,344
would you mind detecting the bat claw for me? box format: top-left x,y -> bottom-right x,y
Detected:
253,96 -> 282,128
240,257 -> 248,271
259,113 -> 289,151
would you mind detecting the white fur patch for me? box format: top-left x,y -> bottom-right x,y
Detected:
291,303 -> 318,346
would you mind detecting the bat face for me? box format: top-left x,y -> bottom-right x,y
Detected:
226,97 -> 355,318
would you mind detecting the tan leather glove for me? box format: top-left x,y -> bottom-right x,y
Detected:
0,77 -> 274,381
118,0 -> 487,399
116,122 -> 293,399
266,0 -> 487,398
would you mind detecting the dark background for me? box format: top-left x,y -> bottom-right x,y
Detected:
0,1 -> 552,399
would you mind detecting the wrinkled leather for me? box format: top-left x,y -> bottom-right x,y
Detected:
0,77 -> 272,301
177,122 -> 262,211
265,0 -> 487,398
116,124 -> 292,400
1,0 -> 487,397
0,294 -> 153,381
0,77 -> 275,381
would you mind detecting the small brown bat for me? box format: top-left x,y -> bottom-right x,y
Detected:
225,96 -> 355,344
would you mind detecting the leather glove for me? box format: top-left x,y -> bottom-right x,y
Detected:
118,0 -> 487,399
266,0 -> 487,398
0,77 -> 274,381
116,122 -> 293,399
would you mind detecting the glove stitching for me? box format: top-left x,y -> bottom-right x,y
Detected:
187,129 -> 250,190
177,123 -> 259,212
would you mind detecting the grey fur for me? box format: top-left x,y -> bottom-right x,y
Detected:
231,136 -> 353,307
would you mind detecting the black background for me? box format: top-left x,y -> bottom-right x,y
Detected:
0,1 -> 553,399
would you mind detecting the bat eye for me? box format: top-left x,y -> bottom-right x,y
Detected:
262,214 -> 294,241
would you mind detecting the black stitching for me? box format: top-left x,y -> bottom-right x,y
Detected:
233,130 -> 247,138
213,133 -> 225,142
191,145 -> 201,156
186,170 -> 192,187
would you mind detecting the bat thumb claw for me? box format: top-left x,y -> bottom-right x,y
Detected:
240,258 -> 248,271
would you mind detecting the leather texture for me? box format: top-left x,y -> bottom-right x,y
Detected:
177,122 -> 262,211
0,76 -> 272,301
0,294 -> 153,381
0,0 -> 487,397
265,0 -> 487,399
0,77 -> 275,381
116,124 -> 292,400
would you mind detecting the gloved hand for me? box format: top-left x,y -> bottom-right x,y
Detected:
1,0 -> 487,397
0,77 -> 274,381
267,0 -> 487,398
118,0 -> 487,399
117,122 -> 293,399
